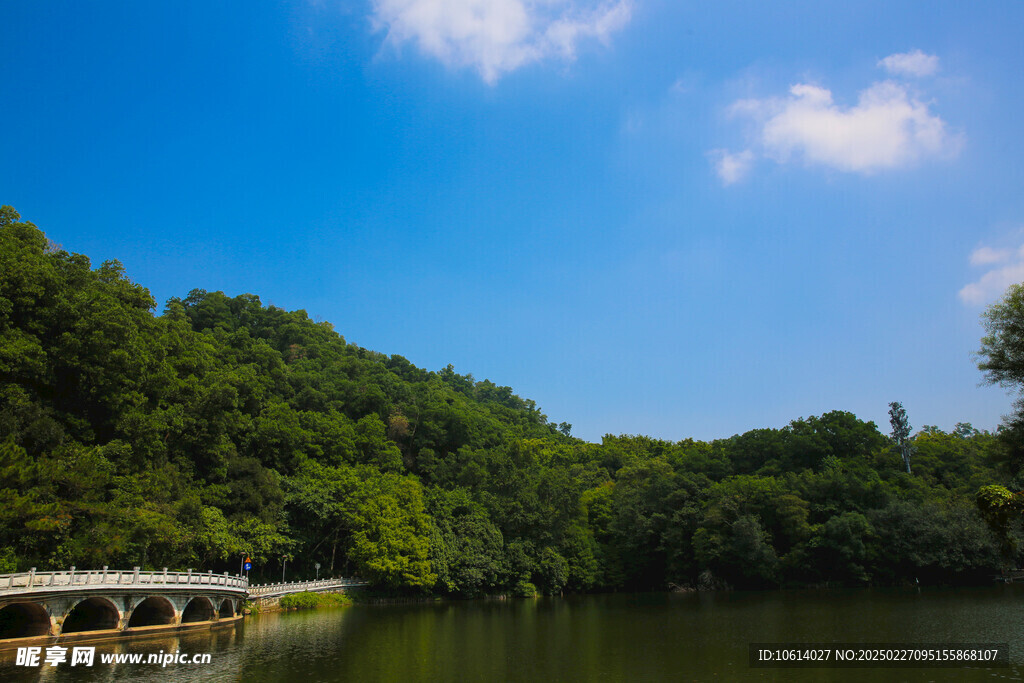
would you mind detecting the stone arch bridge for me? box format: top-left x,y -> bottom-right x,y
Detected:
0,567 -> 247,644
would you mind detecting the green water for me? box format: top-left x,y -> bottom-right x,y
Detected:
6,586 -> 1024,681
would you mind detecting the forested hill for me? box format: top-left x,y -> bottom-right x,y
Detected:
1,206 -> 1019,593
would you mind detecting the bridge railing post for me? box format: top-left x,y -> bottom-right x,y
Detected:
69,565 -> 75,586
27,567 -> 35,590
187,568 -> 193,586
132,566 -> 140,584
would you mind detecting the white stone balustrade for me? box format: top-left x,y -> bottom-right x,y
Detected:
0,566 -> 248,594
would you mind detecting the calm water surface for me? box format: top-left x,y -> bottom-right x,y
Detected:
5,586 -> 1024,681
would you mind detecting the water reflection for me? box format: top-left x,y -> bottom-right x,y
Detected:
3,587 -> 1024,681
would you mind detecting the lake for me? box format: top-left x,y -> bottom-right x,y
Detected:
5,586 -> 1024,681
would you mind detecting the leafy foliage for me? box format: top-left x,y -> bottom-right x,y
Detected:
0,206 -> 1015,592
278,591 -> 351,610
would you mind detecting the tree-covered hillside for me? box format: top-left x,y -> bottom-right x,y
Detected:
1,207 -> 1019,591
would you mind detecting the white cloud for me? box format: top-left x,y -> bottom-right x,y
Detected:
878,50 -> 940,78
723,80 -> 960,177
709,149 -> 754,185
969,246 -> 1012,266
370,0 -> 632,83
756,81 -> 958,172
713,52 -> 962,184
960,243 -> 1024,305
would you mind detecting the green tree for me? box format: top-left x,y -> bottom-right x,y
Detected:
427,487 -> 503,596
889,402 -> 914,474
977,283 -> 1024,389
976,283 -> 1024,475
344,469 -> 436,589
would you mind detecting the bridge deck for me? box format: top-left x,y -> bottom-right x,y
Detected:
247,578 -> 369,598
0,569 -> 369,600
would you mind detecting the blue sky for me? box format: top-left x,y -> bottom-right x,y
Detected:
4,1 -> 1023,442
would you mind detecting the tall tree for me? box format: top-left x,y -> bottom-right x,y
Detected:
975,283 -> 1024,475
977,283 -> 1024,389
889,401 -> 913,474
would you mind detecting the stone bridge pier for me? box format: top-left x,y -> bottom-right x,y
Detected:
18,591 -> 242,636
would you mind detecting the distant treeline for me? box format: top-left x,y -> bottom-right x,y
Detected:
1,206 -> 1021,593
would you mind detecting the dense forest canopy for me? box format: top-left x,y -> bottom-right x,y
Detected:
1,206 -> 1021,592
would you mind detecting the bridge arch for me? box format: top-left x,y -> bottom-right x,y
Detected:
0,602 -> 51,639
62,597 -> 120,633
127,596 -> 176,628
181,596 -> 215,623
218,598 -> 235,618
